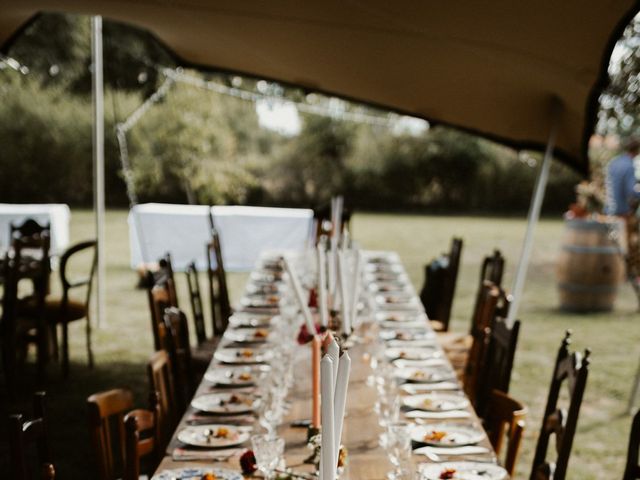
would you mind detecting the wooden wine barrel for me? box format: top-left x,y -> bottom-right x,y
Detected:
556,218 -> 625,312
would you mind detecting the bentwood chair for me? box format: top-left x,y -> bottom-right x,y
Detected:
475,316 -> 521,418
624,409 -> 640,480
87,388 -> 134,480
419,237 -> 463,332
147,350 -> 179,450
8,391 -> 55,480
123,392 -> 161,480
484,390 -> 527,477
44,240 -> 97,377
206,228 -> 232,336
530,331 -> 591,480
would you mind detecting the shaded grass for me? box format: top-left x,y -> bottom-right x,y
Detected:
1,210 -> 638,479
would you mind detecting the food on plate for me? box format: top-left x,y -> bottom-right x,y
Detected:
201,473 -> 217,480
424,430 -> 447,443
254,329 -> 269,339
237,349 -> 254,358
439,468 -> 457,479
237,372 -> 252,381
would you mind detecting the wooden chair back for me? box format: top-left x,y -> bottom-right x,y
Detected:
10,218 -> 50,243
480,249 -> 505,287
123,392 -> 161,480
485,390 -> 527,477
185,261 -> 207,345
162,307 -> 196,407
147,350 -> 178,450
147,275 -> 175,351
463,282 -> 500,401
87,388 -> 134,480
624,409 -> 640,480
9,391 -> 54,480
206,228 -> 231,336
420,237 -> 463,331
475,316 -> 521,417
530,330 -> 591,480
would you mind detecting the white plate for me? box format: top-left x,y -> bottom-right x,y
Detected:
224,328 -> 272,343
228,314 -> 273,328
191,393 -> 259,414
375,311 -> 427,323
411,424 -> 485,447
204,366 -> 268,387
153,467 -> 244,480
394,366 -> 455,383
214,348 -> 272,364
177,425 -> 250,448
419,462 -> 507,480
386,338 -> 438,348
379,329 -> 435,341
240,294 -> 281,309
385,347 -> 440,361
402,393 -> 469,412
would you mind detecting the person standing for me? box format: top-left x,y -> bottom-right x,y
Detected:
606,137 -> 640,288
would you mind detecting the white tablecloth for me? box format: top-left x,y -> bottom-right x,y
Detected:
0,203 -> 71,255
129,203 -> 314,271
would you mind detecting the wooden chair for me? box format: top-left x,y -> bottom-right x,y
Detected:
147,274 -> 176,351
185,261 -> 207,345
624,409 -> 640,480
8,391 -> 55,480
462,283 -> 500,401
475,316 -> 521,418
123,392 -> 161,480
147,350 -> 178,450
8,232 -> 52,385
206,228 -> 231,336
484,390 -> 527,477
419,237 -> 463,332
162,307 -> 204,408
87,388 -> 134,480
43,240 -> 97,377
530,330 -> 591,480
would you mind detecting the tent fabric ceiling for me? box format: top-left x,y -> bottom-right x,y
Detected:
1,1 -> 639,175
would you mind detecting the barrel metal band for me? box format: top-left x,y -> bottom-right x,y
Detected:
558,282 -> 618,293
561,245 -> 619,254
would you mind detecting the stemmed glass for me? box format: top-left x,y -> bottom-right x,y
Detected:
252,434 -> 285,480
385,422 -> 413,480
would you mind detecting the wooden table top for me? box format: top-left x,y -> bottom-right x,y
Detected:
155,253 -> 505,480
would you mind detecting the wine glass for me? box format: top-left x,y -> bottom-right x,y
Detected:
252,434 -> 285,480
385,422 -> 413,480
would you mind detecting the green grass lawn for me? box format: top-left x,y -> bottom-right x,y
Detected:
1,209 -> 638,479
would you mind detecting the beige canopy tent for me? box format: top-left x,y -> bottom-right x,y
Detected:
1,0 -> 639,174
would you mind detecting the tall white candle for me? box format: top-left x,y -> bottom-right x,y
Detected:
320,356 -> 336,480
349,250 -> 361,330
327,339 -> 340,389
284,257 -> 315,335
317,245 -> 329,327
333,352 -> 351,465
337,251 -> 350,335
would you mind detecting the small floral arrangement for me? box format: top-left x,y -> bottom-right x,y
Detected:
296,323 -> 324,345
566,180 -> 605,218
239,449 -> 257,475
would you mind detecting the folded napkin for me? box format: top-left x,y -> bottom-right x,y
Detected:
414,445 -> 490,456
401,382 -> 460,394
186,414 -> 255,426
405,409 -> 471,419
172,447 -> 242,461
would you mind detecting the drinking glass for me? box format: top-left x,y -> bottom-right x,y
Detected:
385,422 -> 413,480
252,434 -> 285,480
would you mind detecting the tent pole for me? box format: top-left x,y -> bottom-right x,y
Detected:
92,16 -> 106,328
507,104 -> 561,324
628,350 -> 640,414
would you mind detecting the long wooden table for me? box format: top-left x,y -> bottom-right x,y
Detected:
155,251 -> 504,479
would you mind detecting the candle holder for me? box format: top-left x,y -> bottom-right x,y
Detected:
303,429 -> 321,467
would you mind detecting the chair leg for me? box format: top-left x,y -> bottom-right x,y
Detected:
86,314 -> 94,369
62,321 -> 69,378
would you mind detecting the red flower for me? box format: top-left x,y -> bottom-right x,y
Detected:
240,449 -> 257,474
296,323 -> 324,345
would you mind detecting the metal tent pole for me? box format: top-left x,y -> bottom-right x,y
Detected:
507,102 -> 561,324
92,16 -> 106,327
